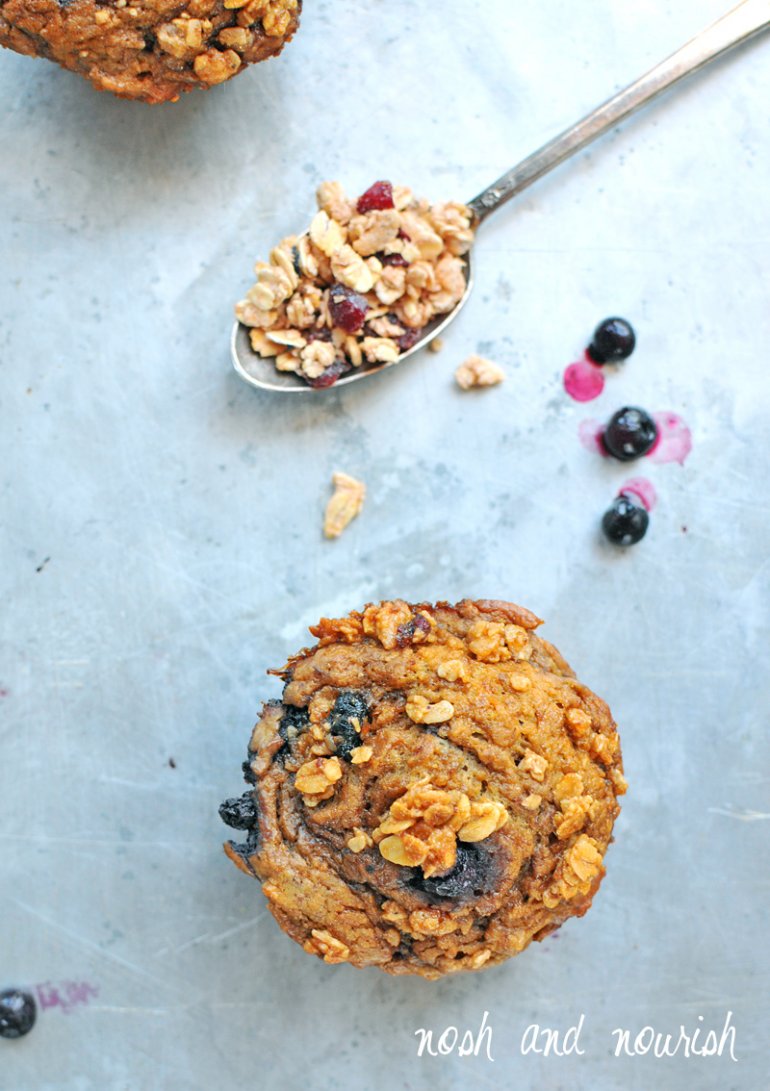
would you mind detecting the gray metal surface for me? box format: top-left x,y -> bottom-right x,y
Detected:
1,1 -> 768,1088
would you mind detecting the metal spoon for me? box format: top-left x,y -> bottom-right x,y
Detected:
232,0 -> 770,393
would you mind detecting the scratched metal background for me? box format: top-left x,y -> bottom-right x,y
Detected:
1,1 -> 769,1088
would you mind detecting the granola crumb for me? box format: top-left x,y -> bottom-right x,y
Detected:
455,354 -> 505,390
323,472 -> 366,540
428,337 -> 444,353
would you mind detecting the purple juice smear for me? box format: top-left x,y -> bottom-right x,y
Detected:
563,352 -> 605,402
578,419 -> 606,455
619,477 -> 657,512
648,412 -> 692,465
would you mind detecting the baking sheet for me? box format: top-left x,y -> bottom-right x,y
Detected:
1,1 -> 769,1087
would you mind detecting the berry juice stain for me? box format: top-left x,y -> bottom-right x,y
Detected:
619,477 -> 657,512
648,412 -> 692,465
578,418 -> 606,455
579,412 -> 692,465
563,353 -> 605,402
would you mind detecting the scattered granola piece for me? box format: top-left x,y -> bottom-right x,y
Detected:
455,354 -> 505,390
323,472 -> 365,539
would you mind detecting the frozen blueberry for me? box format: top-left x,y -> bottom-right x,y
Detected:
602,407 -> 658,461
602,494 -> 649,546
588,317 -> 636,363
0,989 -> 36,1039
328,691 -> 370,760
409,844 -> 494,901
219,792 -> 258,830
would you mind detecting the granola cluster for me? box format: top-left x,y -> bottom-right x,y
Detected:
235,180 -> 476,386
455,354 -> 506,389
222,599 -> 625,978
373,778 -> 509,876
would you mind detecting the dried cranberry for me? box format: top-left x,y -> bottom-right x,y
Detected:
395,613 -> 431,647
397,328 -> 422,353
357,181 -> 394,213
305,327 -> 333,343
306,358 -> 352,388
379,253 -> 409,268
329,284 -> 369,333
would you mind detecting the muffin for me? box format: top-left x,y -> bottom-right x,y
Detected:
220,599 -> 626,978
0,0 -> 301,103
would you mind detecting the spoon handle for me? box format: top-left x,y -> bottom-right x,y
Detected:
468,0 -> 770,222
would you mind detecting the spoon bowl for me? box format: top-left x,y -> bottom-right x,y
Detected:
231,257 -> 474,392
231,0 -> 768,393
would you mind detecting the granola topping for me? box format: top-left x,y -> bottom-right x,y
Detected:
235,181 -> 476,385
304,928 -> 350,963
294,756 -> 343,804
374,778 -> 508,877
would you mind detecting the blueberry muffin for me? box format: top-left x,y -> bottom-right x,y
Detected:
221,599 -> 626,978
0,0 -> 300,103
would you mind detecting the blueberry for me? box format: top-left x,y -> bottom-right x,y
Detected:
602,406 -> 658,461
409,843 -> 494,901
279,704 -> 310,745
328,691 -> 370,760
0,989 -> 36,1039
219,792 -> 258,830
588,317 -> 636,363
602,494 -> 649,546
